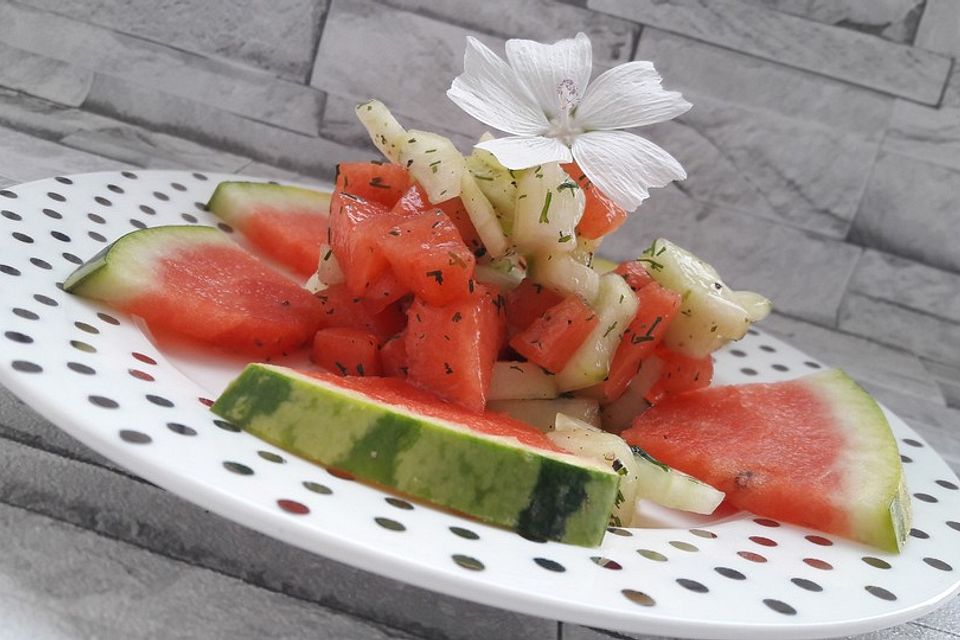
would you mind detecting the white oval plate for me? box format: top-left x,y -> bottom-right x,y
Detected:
0,171 -> 958,640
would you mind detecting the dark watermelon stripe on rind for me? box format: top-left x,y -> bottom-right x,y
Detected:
517,458 -> 589,542
336,413 -> 422,487
212,364 -> 619,546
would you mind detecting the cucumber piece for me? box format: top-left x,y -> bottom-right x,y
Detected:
355,99 -> 407,164
528,252 -> 600,302
460,171 -> 511,258
555,273 -> 638,391
315,243 -> 344,287
549,414 -> 640,527
399,130 -> 464,203
592,256 -> 618,274
487,398 -> 600,432
512,163 -> 584,254
630,446 -> 725,515
551,414 -> 724,526
490,362 -> 558,400
570,235 -> 602,269
474,251 -> 527,291
638,238 -> 772,358
465,140 -> 517,232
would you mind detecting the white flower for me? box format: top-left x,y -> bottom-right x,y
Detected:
447,33 -> 691,211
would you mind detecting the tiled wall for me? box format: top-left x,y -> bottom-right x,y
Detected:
1,0 -> 958,402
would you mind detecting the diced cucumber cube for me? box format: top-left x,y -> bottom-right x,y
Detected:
550,414 -> 725,526
489,362 -> 558,400
528,252 -> 600,303
399,130 -> 464,203
316,242 -> 344,285
487,398 -> 600,431
475,251 -> 527,290
460,172 -> 510,258
466,138 -> 518,232
638,238 -> 772,358
512,163 -> 584,254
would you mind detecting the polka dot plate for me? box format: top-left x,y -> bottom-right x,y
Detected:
1,171 -> 958,639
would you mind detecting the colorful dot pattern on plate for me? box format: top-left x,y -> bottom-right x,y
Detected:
0,171 -> 958,639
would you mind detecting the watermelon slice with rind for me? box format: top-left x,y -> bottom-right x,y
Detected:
207,181 -> 331,277
212,364 -> 621,546
63,225 -> 324,358
622,368 -> 911,551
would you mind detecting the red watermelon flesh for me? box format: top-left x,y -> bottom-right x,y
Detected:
392,184 -> 484,258
315,283 -> 406,342
336,161 -> 411,208
244,211 -> 330,277
509,295 -> 599,373
379,209 -> 476,307
302,370 -> 566,451
206,182 -> 331,278
379,333 -> 408,377
328,191 -> 396,295
622,369 -> 911,551
312,327 -> 382,377
405,284 -> 505,413
63,225 -> 324,358
391,183 -> 432,216
601,282 -> 681,401
362,269 -> 410,315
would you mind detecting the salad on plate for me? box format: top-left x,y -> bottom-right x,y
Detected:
61,33 -> 910,552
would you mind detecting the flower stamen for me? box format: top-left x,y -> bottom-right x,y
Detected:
549,79 -> 582,146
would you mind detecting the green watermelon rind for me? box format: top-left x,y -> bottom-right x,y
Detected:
806,369 -> 911,553
207,181 -> 331,228
62,225 -> 232,302
212,364 -> 621,547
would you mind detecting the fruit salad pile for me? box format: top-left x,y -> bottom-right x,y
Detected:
62,34 -> 910,549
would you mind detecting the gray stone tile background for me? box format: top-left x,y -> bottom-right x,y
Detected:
0,0 -> 957,638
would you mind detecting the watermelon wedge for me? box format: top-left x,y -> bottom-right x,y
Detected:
622,369 -> 911,551
63,225 -> 324,357
213,364 -> 620,546
207,182 -> 331,277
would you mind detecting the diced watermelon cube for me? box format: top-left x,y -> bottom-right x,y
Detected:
391,182 -> 433,216
315,284 -> 406,341
362,269 -> 410,315
647,346 -> 714,403
509,295 -> 599,374
601,281 -> 681,401
336,161 -> 411,208
328,191 -> 396,295
392,184 -> 482,257
436,196 -> 484,258
561,162 -> 629,239
380,333 -> 408,377
504,278 -> 564,336
312,327 -> 382,376
405,285 -> 505,412
614,260 -> 655,293
380,209 -> 476,306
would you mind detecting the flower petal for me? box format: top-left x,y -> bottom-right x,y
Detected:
575,61 -> 691,130
476,135 -> 573,170
572,131 -> 685,211
505,32 -> 592,119
447,37 -> 549,136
